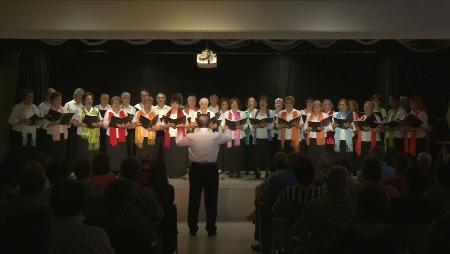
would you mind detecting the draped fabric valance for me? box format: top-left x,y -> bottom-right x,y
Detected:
40,39 -> 450,53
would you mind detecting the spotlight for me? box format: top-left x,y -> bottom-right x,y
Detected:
196,48 -> 217,68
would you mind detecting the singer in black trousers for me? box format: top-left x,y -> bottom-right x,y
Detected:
175,114 -> 231,236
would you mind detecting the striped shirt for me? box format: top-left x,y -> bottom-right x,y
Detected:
272,184 -> 325,214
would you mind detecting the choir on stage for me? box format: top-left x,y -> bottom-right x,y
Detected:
8,87 -> 431,178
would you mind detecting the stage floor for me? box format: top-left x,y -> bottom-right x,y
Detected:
169,174 -> 264,222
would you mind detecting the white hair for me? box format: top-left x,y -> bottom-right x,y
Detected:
121,92 -> 131,98
364,101 -> 374,108
275,98 -> 283,103
73,88 -> 84,98
187,95 -> 197,101
199,97 -> 209,105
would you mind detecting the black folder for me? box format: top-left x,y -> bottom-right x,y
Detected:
83,115 -> 100,128
278,116 -> 301,129
46,109 -> 63,121
27,114 -> 45,125
308,116 -> 332,132
333,117 -> 353,128
401,114 -> 423,128
301,114 -> 307,123
384,120 -> 401,128
249,117 -> 274,125
59,113 -> 75,125
109,116 -> 127,128
139,115 -> 159,129
364,114 -> 381,129
225,118 -> 248,130
161,115 -> 186,126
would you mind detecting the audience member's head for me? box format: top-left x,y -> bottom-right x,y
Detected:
46,161 -> 69,186
148,159 -> 169,186
120,157 -> 141,181
405,166 -> 429,195
327,166 -> 349,192
355,183 -> 389,223
20,161 -> 47,196
436,161 -> 450,189
416,152 -> 433,169
286,152 -> 299,170
92,153 -> 111,176
138,151 -> 151,171
334,156 -> 353,174
369,145 -> 386,161
393,153 -> 413,177
273,152 -> 287,170
294,157 -> 314,185
318,152 -> 336,171
50,179 -> 84,218
361,156 -> 383,182
32,152 -> 52,170
104,179 -> 133,212
73,158 -> 91,181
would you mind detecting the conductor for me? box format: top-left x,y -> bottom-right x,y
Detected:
176,114 -> 231,236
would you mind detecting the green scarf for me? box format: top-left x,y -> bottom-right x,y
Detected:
384,108 -> 397,150
81,107 -> 100,151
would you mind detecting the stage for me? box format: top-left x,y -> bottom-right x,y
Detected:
170,174 -> 264,222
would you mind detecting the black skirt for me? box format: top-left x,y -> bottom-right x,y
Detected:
163,137 -> 188,178
217,144 -> 225,171
307,138 -> 326,170
126,128 -> 136,157
245,136 -> 256,172
223,138 -> 245,172
279,139 -> 294,154
76,135 -> 98,163
105,137 -> 127,173
255,138 -> 273,171
136,137 -> 158,162
47,134 -> 67,163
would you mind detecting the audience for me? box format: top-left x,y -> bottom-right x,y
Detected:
290,166 -> 353,240
314,152 -> 335,185
91,153 -> 117,186
73,158 -> 103,197
383,153 -> 413,194
324,183 -> 401,254
272,157 -> 324,214
50,179 -> 113,254
351,156 -> 399,198
46,161 -> 69,186
370,145 -> 395,180
428,161 -> 450,211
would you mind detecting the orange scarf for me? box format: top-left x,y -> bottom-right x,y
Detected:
280,111 -> 300,152
306,112 -> 326,146
134,110 -> 157,148
355,114 -> 377,156
404,111 -> 422,156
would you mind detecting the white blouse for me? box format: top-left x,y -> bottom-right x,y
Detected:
407,111 -> 428,139
358,114 -> 382,142
221,110 -> 247,139
252,109 -> 274,139
303,112 -> 331,139
332,111 -> 355,140
277,109 -> 303,140
132,109 -> 155,138
167,111 -> 187,137
103,109 -> 128,137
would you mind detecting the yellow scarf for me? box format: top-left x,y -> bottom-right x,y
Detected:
81,108 -> 100,151
135,111 -> 157,148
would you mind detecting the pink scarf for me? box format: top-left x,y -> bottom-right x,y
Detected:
227,111 -> 241,148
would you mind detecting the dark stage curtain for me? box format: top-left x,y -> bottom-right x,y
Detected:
16,50 -> 49,103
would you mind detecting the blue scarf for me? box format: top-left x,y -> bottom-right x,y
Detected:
334,111 -> 353,153
252,109 -> 273,144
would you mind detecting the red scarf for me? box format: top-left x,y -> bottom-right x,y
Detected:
306,112 -> 326,146
164,109 -> 186,148
325,110 -> 335,145
404,111 -> 422,156
355,114 -> 377,156
108,111 -> 127,147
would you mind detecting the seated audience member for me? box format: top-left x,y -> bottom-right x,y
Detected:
390,166 -> 444,253
46,161 -> 69,186
416,152 -> 432,169
136,151 -> 151,187
50,179 -> 113,254
272,157 -> 325,214
290,166 -> 353,238
91,153 -> 117,186
73,158 -> 103,197
315,152 -> 335,185
2,162 -> 51,254
260,152 -> 299,202
351,156 -> 399,198
390,165 -> 444,224
428,161 -> 450,211
429,212 -> 450,254
119,158 -> 164,223
323,183 -> 401,254
370,145 -> 395,180
86,179 -> 157,254
383,153 -> 413,194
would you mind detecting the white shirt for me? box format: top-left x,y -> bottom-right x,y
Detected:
167,111 -> 187,137
332,111 -> 355,140
272,109 -> 281,136
8,103 -> 39,132
44,107 -> 68,134
252,109 -> 274,139
176,128 -> 231,163
277,109 -> 303,140
121,104 -> 136,116
153,105 -> 171,127
73,106 -> 102,135
221,110 -> 247,139
103,109 -> 128,137
184,108 -> 198,121
407,110 -> 428,139
64,99 -> 83,113
38,101 -> 51,116
134,103 -> 144,111
359,114 -> 382,142
94,104 -> 111,111
132,109 -> 155,138
303,112 -> 331,139
386,106 -> 407,138
208,105 -> 220,114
